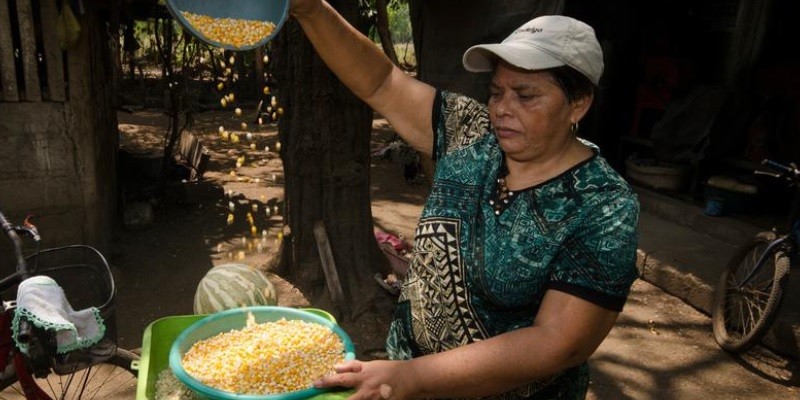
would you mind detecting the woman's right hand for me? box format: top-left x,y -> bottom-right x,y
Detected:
290,0 -> 323,19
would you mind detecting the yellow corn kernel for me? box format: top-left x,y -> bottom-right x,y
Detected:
182,12 -> 277,49
181,318 -> 345,395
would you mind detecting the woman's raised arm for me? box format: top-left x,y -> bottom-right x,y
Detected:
291,0 -> 436,156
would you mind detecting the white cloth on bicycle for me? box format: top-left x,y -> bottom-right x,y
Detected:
12,275 -> 105,354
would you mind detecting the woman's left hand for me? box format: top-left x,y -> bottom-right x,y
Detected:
314,359 -> 412,400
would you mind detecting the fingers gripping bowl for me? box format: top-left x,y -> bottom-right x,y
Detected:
165,0 -> 290,50
169,306 -> 356,400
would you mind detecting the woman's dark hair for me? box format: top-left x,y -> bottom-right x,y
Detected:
547,66 -> 595,104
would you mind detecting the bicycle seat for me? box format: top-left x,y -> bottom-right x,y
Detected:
165,0 -> 290,51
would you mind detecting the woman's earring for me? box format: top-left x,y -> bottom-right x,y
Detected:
570,122 -> 579,134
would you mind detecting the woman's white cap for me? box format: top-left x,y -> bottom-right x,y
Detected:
462,15 -> 604,85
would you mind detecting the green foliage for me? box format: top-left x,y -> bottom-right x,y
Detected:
387,2 -> 412,43
127,20 -> 206,68
364,0 -> 415,68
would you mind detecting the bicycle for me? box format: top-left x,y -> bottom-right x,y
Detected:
0,210 -> 139,399
711,159 -> 800,353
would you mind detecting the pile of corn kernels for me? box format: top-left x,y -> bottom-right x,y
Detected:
181,318 -> 345,395
182,12 -> 276,48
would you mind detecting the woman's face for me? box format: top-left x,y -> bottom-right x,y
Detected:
488,63 -> 590,161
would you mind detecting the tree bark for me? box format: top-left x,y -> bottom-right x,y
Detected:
272,0 -> 391,323
68,0 -> 119,250
374,0 -> 399,65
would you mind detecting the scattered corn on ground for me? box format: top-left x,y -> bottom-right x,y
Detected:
182,318 -> 345,395
155,368 -> 198,400
182,12 -> 276,48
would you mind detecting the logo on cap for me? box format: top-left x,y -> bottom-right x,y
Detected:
513,27 -> 543,35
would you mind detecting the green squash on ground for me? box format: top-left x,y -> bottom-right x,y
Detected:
193,263 -> 278,314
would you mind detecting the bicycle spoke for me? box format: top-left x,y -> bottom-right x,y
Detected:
61,369 -> 78,400
724,289 -> 757,338
0,383 -> 24,399
722,241 -> 775,342
63,366 -> 99,400
723,293 -> 743,336
730,275 -> 772,338
736,295 -> 749,337
0,363 -> 135,400
76,367 -> 91,400
743,293 -> 761,335
42,373 -> 62,400
82,365 -> 119,400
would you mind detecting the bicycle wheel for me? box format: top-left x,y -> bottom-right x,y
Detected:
711,231 -> 792,353
0,348 -> 138,400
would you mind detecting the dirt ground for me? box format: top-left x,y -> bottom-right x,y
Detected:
113,108 -> 799,399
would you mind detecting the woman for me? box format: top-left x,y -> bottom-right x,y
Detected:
291,1 -> 640,399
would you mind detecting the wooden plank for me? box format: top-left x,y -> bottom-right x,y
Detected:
38,0 -> 65,101
313,221 -> 346,314
177,132 -> 210,181
0,0 -> 19,101
15,0 -> 41,102
191,151 -> 209,181
178,132 -> 197,159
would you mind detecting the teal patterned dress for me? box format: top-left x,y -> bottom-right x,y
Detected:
385,91 -> 640,399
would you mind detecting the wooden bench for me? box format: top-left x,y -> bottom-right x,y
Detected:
175,132 -> 210,181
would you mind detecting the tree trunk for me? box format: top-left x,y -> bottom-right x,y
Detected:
374,0 -> 399,65
272,0 -> 391,324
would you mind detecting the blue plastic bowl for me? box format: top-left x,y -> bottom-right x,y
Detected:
165,0 -> 290,50
169,306 -> 356,400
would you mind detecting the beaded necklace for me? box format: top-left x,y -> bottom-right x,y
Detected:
489,176 -> 518,216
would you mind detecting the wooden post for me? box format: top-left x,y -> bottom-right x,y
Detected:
0,0 -> 19,101
15,0 -> 41,102
39,0 -> 65,101
313,221 -> 346,315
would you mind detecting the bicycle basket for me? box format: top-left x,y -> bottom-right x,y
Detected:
18,245 -> 118,375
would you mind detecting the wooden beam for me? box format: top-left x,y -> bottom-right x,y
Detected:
15,0 -> 41,102
313,221 -> 346,315
39,0 -> 65,101
0,0 -> 19,101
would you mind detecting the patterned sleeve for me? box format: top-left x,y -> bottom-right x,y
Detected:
547,190 -> 641,311
431,90 -> 491,161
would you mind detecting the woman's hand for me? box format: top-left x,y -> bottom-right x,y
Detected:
314,359 -> 413,400
290,0 -> 324,18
